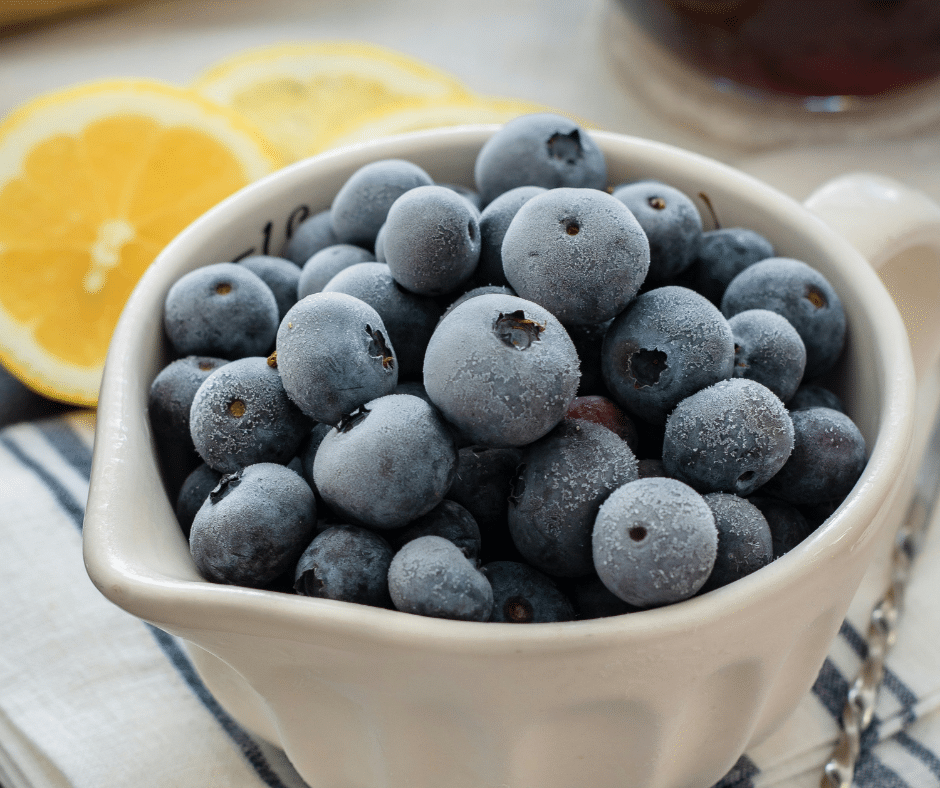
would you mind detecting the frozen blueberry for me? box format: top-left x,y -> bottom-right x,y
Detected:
662,378 -> 794,496
612,180 -> 703,283
721,257 -> 846,379
592,477 -> 718,607
566,574 -> 638,619
601,286 -> 735,424
763,407 -> 866,506
164,263 -> 279,359
323,262 -> 442,380
423,293 -> 580,447
442,285 -> 516,322
297,243 -> 376,299
567,320 -> 612,397
276,292 -> 398,425
729,309 -> 806,402
238,255 -> 301,321
788,384 -> 845,413
313,394 -> 458,529
565,395 -> 639,453
297,422 -> 333,491
509,418 -> 638,577
501,188 -> 651,325
475,185 -> 547,287
387,535 -> 493,621
694,227 -> 775,305
482,561 -> 574,623
474,113 -> 607,206
149,355 -> 228,455
446,445 -> 523,563
175,462 -> 222,537
374,221 -> 388,262
331,159 -> 433,247
637,458 -> 667,478
700,493 -> 773,592
189,356 -> 312,474
293,524 -> 394,608
282,209 -> 338,265
383,185 -> 482,296
190,463 -> 316,587
441,182 -> 483,212
749,495 -> 815,558
394,500 -> 481,560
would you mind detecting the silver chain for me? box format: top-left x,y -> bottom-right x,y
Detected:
820,488 -> 934,788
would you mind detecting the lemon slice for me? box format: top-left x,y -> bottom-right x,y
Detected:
192,41 -> 474,163
327,96 -> 593,149
0,79 -> 281,406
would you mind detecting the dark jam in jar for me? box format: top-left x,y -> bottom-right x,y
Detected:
618,0 -> 940,97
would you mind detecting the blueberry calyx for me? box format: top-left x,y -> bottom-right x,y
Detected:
629,525 -> 647,542
337,405 -> 370,434
629,348 -> 668,388
209,469 -> 243,504
214,282 -> 232,295
267,351 -> 278,368
546,130 -> 583,164
648,196 -> 667,210
494,310 -> 545,350
228,399 -> 247,418
503,594 -> 535,623
365,325 -> 395,370
806,286 -> 827,309
563,219 -> 580,236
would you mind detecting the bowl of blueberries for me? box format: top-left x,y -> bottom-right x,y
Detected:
84,114 -> 923,788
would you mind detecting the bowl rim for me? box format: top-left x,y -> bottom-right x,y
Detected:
83,124 -> 915,651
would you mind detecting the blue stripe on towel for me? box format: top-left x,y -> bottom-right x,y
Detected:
3,423 -> 293,788
840,621 -> 918,724
37,419 -> 93,479
895,731 -> 940,782
711,754 -> 759,788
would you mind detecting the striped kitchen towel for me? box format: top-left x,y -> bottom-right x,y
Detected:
2,412 -> 940,788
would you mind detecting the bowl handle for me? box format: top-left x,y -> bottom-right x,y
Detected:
804,172 -> 940,380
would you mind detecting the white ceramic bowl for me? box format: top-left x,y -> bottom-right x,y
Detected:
84,127 -> 919,788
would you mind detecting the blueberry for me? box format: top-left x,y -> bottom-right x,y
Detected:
297,422 -> 333,491
441,285 -> 516,322
762,406 -> 866,506
374,221 -> 388,262
482,561 -> 574,623
501,188 -> 650,325
175,462 -> 222,537
509,418 -> 638,578
149,355 -> 228,455
700,492 -> 773,592
601,286 -> 735,424
565,395 -> 639,453
189,356 -> 312,474
637,458 -> 667,478
592,477 -> 718,607
313,394 -> 458,529
441,182 -> 483,212
323,262 -> 442,380
475,185 -> 547,287
446,445 -> 523,563
721,257 -> 846,379
662,378 -> 794,496
423,293 -> 580,447
331,159 -> 433,247
694,227 -> 774,304
749,495 -> 815,558
276,292 -> 398,425
296,243 -> 376,300
566,320 -> 612,397
293,524 -> 393,608
164,263 -> 279,359
566,574 -> 639,619
282,209 -> 338,265
788,383 -> 845,413
387,535 -> 493,621
729,309 -> 806,402
383,185 -> 482,296
612,180 -> 703,283
237,255 -> 301,321
394,499 -> 481,560
190,463 -> 316,587
474,113 -> 606,206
